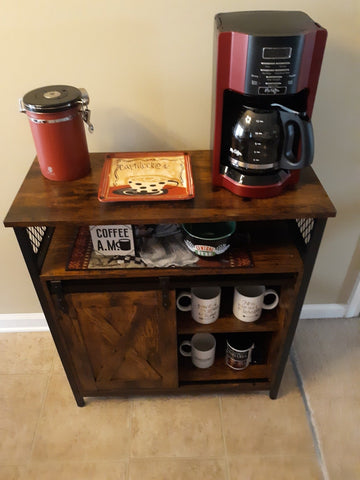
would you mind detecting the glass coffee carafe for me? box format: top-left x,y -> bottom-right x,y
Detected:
229,104 -> 314,174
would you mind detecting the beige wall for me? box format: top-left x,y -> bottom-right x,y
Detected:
1,0 -> 359,313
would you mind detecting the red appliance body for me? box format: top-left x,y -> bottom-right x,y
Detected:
21,85 -> 93,181
211,11 -> 327,198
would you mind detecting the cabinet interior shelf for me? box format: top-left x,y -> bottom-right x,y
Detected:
177,309 -> 281,334
178,357 -> 271,383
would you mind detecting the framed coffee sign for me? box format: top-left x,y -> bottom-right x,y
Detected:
98,151 -> 194,202
89,225 -> 135,256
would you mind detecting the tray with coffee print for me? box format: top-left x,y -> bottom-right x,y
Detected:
98,151 -> 195,202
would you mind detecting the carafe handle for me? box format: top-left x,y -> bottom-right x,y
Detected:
279,110 -> 314,169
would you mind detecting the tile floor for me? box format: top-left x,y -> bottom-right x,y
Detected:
0,317 -> 358,480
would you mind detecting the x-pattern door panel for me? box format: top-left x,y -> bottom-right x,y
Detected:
54,289 -> 178,393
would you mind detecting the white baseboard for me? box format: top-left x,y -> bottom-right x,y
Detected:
345,272 -> 360,318
300,304 -> 347,319
0,313 -> 48,332
0,303 -> 353,333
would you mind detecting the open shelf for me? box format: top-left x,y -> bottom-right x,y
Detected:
178,356 -> 271,383
177,331 -> 273,385
40,220 -> 303,281
177,309 -> 280,334
176,284 -> 284,334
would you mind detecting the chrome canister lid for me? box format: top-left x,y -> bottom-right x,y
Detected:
22,85 -> 82,113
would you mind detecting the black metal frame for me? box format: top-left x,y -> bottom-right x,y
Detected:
13,226 -> 85,406
269,217 -> 327,398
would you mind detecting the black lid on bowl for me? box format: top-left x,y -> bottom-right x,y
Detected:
22,85 -> 82,112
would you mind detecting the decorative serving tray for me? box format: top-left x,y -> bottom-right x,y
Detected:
98,151 -> 195,202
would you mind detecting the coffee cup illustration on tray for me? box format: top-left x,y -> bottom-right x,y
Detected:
127,175 -> 178,195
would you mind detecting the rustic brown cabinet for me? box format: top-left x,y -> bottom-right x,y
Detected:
4,151 -> 336,406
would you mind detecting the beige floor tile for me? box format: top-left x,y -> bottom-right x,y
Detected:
129,458 -> 227,480
130,395 -> 224,457
52,350 -> 66,375
0,332 -> 55,374
293,318 -> 360,397
310,396 -> 360,462
17,461 -> 127,480
325,454 -> 360,480
3,319 -> 357,479
32,374 -> 131,462
276,360 -> 300,397
294,317 -> 360,479
221,363 -> 316,456
228,455 -> 322,480
0,466 -> 21,480
0,374 -> 48,465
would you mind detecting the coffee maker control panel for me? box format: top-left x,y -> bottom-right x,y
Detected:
244,35 -> 304,96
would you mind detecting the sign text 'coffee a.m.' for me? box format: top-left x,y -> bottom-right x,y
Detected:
89,225 -> 135,256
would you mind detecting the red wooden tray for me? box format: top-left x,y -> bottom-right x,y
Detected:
98,151 -> 195,202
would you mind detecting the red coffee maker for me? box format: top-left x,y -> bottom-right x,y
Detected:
211,11 -> 327,198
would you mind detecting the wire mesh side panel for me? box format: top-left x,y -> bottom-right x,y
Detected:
14,226 -> 53,275
26,226 -> 48,254
296,218 -> 315,246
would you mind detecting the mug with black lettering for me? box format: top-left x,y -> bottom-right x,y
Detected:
225,334 -> 254,371
176,287 -> 221,324
233,285 -> 279,322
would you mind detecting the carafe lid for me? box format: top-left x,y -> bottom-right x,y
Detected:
22,85 -> 82,112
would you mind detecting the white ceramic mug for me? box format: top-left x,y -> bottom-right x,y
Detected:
179,333 -> 216,369
176,287 -> 221,324
233,285 -> 279,322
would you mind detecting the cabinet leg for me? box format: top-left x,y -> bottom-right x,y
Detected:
13,227 -> 87,408
75,396 -> 85,407
270,218 -> 327,399
269,390 -> 278,400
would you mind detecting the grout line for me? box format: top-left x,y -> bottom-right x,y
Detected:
28,370 -> 52,464
290,348 -> 329,480
218,395 -> 231,480
127,398 -> 135,480
28,348 -> 58,464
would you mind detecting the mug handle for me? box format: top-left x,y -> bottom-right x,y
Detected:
176,291 -> 192,311
262,289 -> 279,310
179,340 -> 192,357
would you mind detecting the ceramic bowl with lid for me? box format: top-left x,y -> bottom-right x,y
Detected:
182,222 -> 236,257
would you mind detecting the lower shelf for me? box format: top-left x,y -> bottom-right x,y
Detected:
80,378 -> 272,399
178,356 -> 271,384
178,330 -> 272,385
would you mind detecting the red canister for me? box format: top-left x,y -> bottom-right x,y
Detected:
20,85 -> 94,181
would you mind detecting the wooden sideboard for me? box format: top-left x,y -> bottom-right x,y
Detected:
4,151 -> 336,406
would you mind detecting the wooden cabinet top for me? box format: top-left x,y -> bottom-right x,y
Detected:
4,150 -> 336,227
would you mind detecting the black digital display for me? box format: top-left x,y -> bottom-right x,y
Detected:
262,47 -> 292,59
244,35 -> 303,95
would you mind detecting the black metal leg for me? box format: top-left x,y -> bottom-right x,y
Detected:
269,218 -> 328,399
13,227 -> 85,407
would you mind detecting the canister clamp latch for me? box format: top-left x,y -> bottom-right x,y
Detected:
18,98 -> 26,113
79,88 -> 94,133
